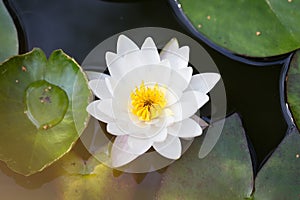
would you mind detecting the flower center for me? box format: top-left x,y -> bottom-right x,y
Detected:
130,82 -> 167,122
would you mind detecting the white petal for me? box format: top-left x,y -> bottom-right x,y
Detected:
107,36 -> 161,80
161,38 -> 179,53
118,135 -> 152,155
107,122 -> 127,136
86,100 -> 113,123
89,78 -> 112,99
114,44 -> 150,77
97,99 -> 115,118
141,60 -> 172,85
161,51 -> 188,70
178,67 -> 193,84
121,120 -> 151,136
168,118 -> 203,138
107,112 -> 160,139
166,90 -> 179,106
141,37 -> 157,49
108,77 -> 117,92
112,62 -> 172,109
123,51 -> 144,69
140,37 -> 160,65
153,135 -> 182,159
111,135 -> 153,167
167,67 -> 193,93
154,114 -> 174,128
177,46 -> 189,62
181,91 -> 209,108
105,78 -> 114,96
117,119 -> 162,139
145,118 -> 160,125
117,35 -> 139,55
111,136 -> 140,167
151,128 -> 168,142
126,111 -> 141,124
85,71 -> 109,81
170,91 -> 209,122
188,73 -> 220,94
160,87 -> 179,106
160,38 -> 189,70
105,51 -> 118,66
106,52 -> 129,80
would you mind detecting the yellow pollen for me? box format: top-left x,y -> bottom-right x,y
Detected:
130,82 -> 167,122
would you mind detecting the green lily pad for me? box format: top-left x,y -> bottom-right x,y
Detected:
157,114 -> 253,199
287,50 -> 300,129
254,130 -> 300,199
58,152 -> 162,200
176,0 -> 300,57
0,1 -> 18,62
0,48 -> 91,176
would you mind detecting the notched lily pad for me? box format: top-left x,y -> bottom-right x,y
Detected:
254,129 -> 300,199
157,113 -> 253,199
175,0 -> 300,57
0,48 -> 91,176
287,50 -> 300,129
0,1 -> 18,62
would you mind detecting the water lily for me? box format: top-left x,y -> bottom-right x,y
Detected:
87,35 -> 220,167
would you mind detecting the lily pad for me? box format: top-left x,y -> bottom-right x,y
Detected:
174,0 -> 300,57
0,1 -> 18,62
0,48 -> 91,176
254,129 -> 300,199
156,114 -> 253,199
57,152 -> 162,200
287,50 -> 300,129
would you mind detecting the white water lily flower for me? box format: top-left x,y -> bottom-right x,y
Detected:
87,35 -> 220,167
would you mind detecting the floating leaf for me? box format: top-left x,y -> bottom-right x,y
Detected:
0,1 -> 18,62
157,114 -> 253,199
254,130 -> 300,199
0,48 -> 91,175
287,50 -> 300,129
175,0 -> 300,57
58,152 -> 162,200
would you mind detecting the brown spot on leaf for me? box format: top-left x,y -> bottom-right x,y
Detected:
43,125 -> 49,130
22,66 -> 27,72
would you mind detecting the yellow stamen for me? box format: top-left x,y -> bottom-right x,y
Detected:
130,82 -> 167,121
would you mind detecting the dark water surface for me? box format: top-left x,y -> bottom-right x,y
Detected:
0,0 -> 288,199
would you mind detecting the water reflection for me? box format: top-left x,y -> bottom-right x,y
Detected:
0,139 -> 165,200
0,160 -> 60,199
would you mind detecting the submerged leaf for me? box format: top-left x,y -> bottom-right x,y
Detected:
0,49 -> 91,175
176,0 -> 300,57
157,113 -> 253,199
0,1 -> 18,62
254,129 -> 300,200
58,152 -> 162,200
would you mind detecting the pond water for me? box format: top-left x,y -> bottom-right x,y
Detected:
1,0 -> 289,199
